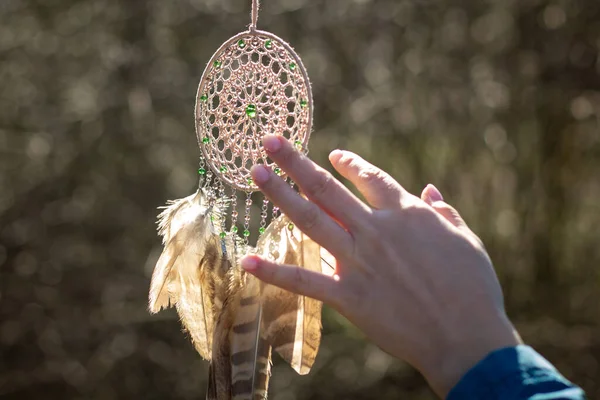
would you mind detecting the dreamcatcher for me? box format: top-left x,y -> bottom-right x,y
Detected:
148,2 -> 330,399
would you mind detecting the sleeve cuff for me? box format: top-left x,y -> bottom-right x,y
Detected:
446,345 -> 585,400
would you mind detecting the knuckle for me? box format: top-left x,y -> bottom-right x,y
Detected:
357,167 -> 385,185
337,153 -> 355,169
298,203 -> 321,230
471,233 -> 485,249
293,267 -> 308,288
402,202 -> 428,216
327,286 -> 346,311
304,171 -> 332,198
401,203 -> 437,225
434,203 -> 462,221
260,169 -> 279,192
433,202 -> 454,213
338,280 -> 367,314
277,141 -> 296,165
263,262 -> 277,281
356,220 -> 382,245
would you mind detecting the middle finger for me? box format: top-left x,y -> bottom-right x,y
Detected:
251,164 -> 354,261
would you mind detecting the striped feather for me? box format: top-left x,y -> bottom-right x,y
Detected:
207,292 -> 233,400
207,271 -> 272,400
257,216 -> 323,375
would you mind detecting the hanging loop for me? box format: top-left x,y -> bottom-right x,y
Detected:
250,0 -> 259,31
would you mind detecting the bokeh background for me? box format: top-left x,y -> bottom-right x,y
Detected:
1,0 -> 599,398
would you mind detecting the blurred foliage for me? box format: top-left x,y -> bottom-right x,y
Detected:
1,0 -> 599,399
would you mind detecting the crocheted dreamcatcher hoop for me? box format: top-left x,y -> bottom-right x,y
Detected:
196,1 -> 313,187
194,0 -> 313,242
195,29 -> 313,192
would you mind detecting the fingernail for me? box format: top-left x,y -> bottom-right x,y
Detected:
329,149 -> 344,163
426,184 -> 443,202
251,165 -> 270,184
263,135 -> 282,153
241,256 -> 258,272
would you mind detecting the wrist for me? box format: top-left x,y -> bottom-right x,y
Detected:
416,311 -> 522,398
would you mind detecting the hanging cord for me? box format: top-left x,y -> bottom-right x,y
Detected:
250,0 -> 259,31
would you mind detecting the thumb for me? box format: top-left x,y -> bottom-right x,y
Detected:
421,183 -> 444,204
421,184 -> 468,231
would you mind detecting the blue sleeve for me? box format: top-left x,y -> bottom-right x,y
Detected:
446,345 -> 586,400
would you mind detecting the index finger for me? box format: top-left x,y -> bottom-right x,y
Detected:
262,135 -> 371,231
251,164 -> 354,261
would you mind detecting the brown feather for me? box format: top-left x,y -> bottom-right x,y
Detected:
207,269 -> 272,400
207,293 -> 233,400
257,216 -> 323,375
230,273 -> 271,400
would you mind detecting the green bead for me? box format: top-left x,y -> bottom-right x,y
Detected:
247,178 -> 254,185
265,39 -> 273,49
198,167 -> 206,175
202,137 -> 210,144
259,227 -> 265,234
232,226 -> 238,233
274,167 -> 281,175
200,94 -> 208,102
287,223 -> 294,231
246,104 -> 257,118
220,166 -> 227,173
300,99 -> 308,108
294,140 -> 302,149
289,62 -> 296,71
243,229 -> 251,237
238,39 -> 246,48
210,215 -> 215,221
219,232 -> 226,239
213,60 -> 222,68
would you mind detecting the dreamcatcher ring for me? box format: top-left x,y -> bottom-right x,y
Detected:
195,26 -> 313,192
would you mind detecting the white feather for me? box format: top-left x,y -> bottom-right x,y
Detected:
148,188 -> 229,360
149,189 -> 213,312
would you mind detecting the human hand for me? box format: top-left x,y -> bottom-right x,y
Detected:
240,135 -> 522,398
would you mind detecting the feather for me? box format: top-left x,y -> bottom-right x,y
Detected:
207,286 -> 234,400
289,225 -> 322,375
149,189 -> 211,311
148,188 -> 224,359
257,216 -> 323,375
230,273 -> 271,400
149,191 -> 324,398
207,269 -> 272,400
207,312 -> 232,399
